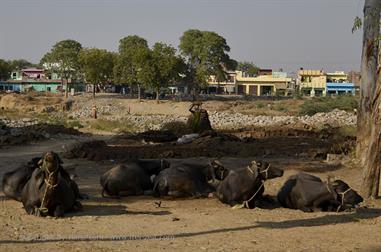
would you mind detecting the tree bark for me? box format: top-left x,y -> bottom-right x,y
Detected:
93,84 -> 96,99
64,78 -> 68,99
156,86 -> 160,103
358,0 -> 381,198
137,84 -> 141,101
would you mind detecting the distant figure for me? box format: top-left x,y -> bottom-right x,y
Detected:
187,102 -> 212,133
92,105 -> 97,119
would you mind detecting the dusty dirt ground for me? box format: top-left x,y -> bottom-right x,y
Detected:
1,134 -> 381,252
0,94 -> 379,251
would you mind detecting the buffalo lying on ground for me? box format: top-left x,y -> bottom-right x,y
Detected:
215,160 -> 284,208
100,159 -> 170,197
21,151 -> 82,217
2,157 -> 41,201
152,160 -> 227,198
277,172 -> 363,212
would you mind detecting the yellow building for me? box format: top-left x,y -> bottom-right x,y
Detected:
235,71 -> 292,96
298,69 -> 327,96
207,71 -> 237,94
207,70 -> 292,96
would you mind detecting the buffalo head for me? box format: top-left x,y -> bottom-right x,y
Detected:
209,160 -> 229,181
331,180 -> 363,209
38,151 -> 63,175
250,160 -> 284,180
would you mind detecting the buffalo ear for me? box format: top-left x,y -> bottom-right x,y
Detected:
38,159 -> 43,167
211,160 -> 222,166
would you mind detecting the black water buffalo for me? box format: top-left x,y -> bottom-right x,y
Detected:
100,159 -> 170,197
2,157 -> 41,201
152,160 -> 228,198
21,152 -> 82,217
277,172 -> 363,212
215,160 -> 284,208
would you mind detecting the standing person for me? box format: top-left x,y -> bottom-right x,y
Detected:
187,102 -> 212,133
92,104 -> 97,119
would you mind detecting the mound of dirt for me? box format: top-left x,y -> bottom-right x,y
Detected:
65,128 -> 354,161
63,140 -> 108,160
0,93 -> 63,112
64,127 -> 356,162
117,130 -> 179,143
32,124 -> 82,136
0,123 -> 82,147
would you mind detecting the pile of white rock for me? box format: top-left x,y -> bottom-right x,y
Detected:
0,117 -> 39,128
91,109 -> 355,132
209,109 -> 356,130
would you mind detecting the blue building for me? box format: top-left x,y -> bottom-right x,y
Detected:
0,81 -> 22,92
326,82 -> 356,96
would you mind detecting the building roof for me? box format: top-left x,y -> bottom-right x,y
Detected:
326,71 -> 347,77
236,71 -> 292,83
298,70 -> 325,76
21,68 -> 44,72
2,79 -> 61,84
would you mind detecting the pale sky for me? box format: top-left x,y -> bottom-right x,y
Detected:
0,0 -> 364,72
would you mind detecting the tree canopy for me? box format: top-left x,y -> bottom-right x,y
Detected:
0,59 -> 11,80
40,39 -> 83,80
179,29 -> 235,90
8,59 -> 36,71
113,35 -> 150,86
148,42 -> 184,99
237,61 -> 259,77
79,48 -> 115,97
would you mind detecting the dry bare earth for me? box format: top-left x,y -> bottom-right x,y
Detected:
0,94 -> 378,251
1,137 -> 381,252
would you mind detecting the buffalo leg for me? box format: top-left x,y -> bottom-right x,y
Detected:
73,201 -> 83,211
167,190 -> 187,198
54,205 -> 65,217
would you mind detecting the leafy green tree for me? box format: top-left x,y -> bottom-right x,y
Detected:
79,48 -> 115,98
0,59 -> 11,80
179,29 -> 235,95
8,59 -> 36,71
113,35 -> 150,100
237,61 -> 259,77
40,39 -> 82,97
149,42 -> 184,101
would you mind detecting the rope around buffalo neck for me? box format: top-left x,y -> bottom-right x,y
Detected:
232,165 -> 267,209
242,182 -> 264,208
259,164 -> 271,180
37,163 -> 59,216
336,187 -> 353,212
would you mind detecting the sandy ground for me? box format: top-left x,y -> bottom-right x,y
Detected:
1,137 -> 381,252
0,93 -> 377,251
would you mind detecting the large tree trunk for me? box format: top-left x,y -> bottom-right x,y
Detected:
156,86 -> 160,103
137,84 -> 141,101
63,78 -> 68,99
358,0 -> 381,198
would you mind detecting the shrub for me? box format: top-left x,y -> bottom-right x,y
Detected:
299,95 -> 358,116
89,118 -> 136,133
65,120 -> 84,129
256,102 -> 264,109
274,104 -> 288,113
161,121 -> 191,136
